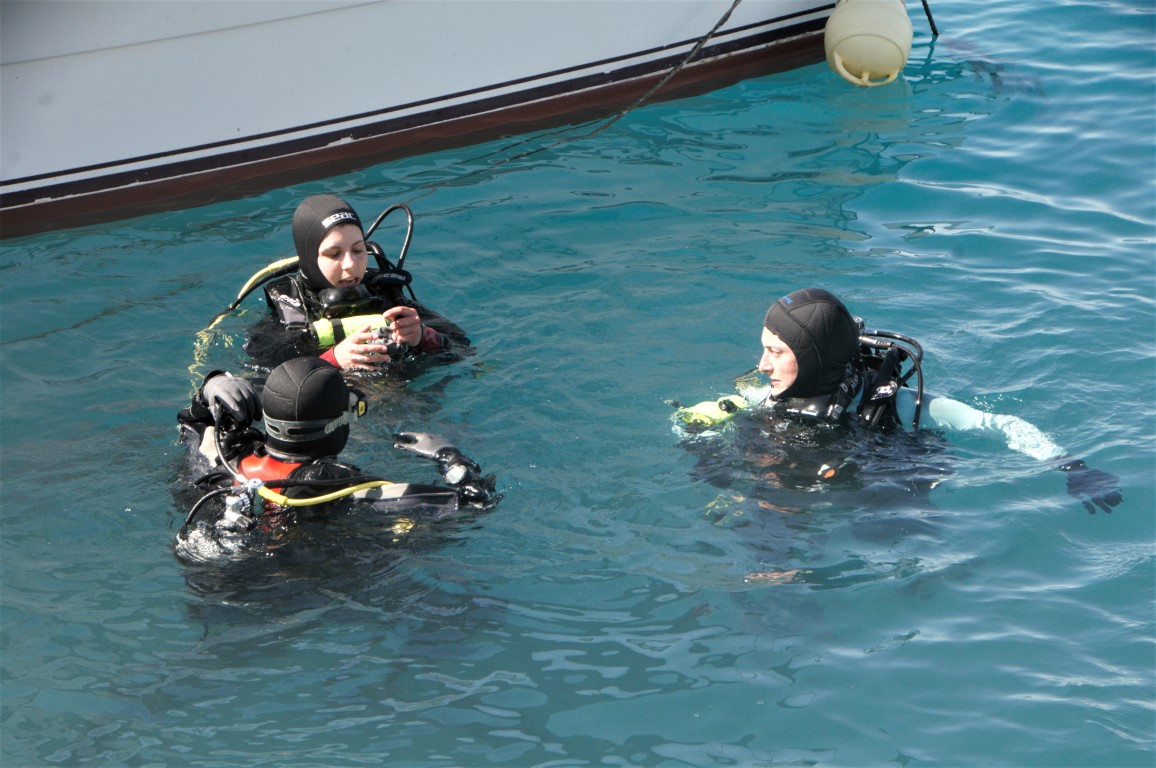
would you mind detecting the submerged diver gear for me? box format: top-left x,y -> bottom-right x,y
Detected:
200,372 -> 259,426
1058,459 -> 1124,514
292,195 -> 364,292
190,258 -> 301,384
763,287 -> 860,400
262,357 -> 362,459
218,490 -> 256,532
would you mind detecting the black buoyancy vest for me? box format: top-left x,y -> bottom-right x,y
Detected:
263,270 -> 408,330
767,347 -> 905,431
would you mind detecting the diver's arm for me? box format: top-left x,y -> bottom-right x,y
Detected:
393,432 -> 497,506
899,390 -> 1123,513
177,371 -> 262,472
179,371 -> 257,429
414,324 -> 444,353
898,390 -> 1064,460
407,305 -> 472,357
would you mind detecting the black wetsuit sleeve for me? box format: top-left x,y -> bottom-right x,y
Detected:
410,303 -> 472,360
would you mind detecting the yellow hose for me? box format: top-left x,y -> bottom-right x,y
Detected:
188,256 -> 300,388
256,480 -> 394,507
234,256 -> 299,302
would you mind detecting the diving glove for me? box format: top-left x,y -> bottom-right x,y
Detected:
200,372 -> 259,426
1058,459 -> 1124,515
394,432 -> 457,461
393,431 -> 476,476
394,432 -> 495,505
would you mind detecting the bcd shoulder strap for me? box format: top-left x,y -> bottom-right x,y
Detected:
857,346 -> 904,430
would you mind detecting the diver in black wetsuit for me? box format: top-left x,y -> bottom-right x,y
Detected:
674,287 -> 1123,516
246,195 -> 471,371
175,356 -> 496,563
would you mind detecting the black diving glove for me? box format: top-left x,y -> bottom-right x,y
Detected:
200,372 -> 259,426
1058,459 -> 1123,515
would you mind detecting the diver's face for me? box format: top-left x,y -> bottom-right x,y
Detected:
759,327 -> 798,397
316,224 -> 368,288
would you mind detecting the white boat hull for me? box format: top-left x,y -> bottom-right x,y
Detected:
1,0 -> 831,237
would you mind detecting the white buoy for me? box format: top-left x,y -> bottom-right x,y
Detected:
824,0 -> 913,87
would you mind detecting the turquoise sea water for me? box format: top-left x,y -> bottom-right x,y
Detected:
2,1 -> 1154,765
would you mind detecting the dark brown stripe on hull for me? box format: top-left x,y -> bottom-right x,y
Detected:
0,24 -> 824,239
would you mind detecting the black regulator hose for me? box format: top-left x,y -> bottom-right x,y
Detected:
364,203 -> 414,270
181,487 -> 234,531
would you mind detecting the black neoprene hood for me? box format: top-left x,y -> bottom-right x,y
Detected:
292,195 -> 364,292
763,287 -> 859,399
262,356 -> 351,459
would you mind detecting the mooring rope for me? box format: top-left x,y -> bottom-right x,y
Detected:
399,0 -> 747,205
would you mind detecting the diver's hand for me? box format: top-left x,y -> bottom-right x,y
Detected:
383,305 -> 424,348
332,325 -> 399,370
452,469 -> 497,506
394,432 -> 458,461
1059,459 -> 1123,514
395,432 -> 494,505
200,372 -> 258,425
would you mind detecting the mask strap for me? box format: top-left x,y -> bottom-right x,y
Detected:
263,389 -> 368,442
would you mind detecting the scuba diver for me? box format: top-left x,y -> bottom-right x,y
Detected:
175,356 -> 497,563
672,287 -> 1123,516
238,194 -> 470,371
